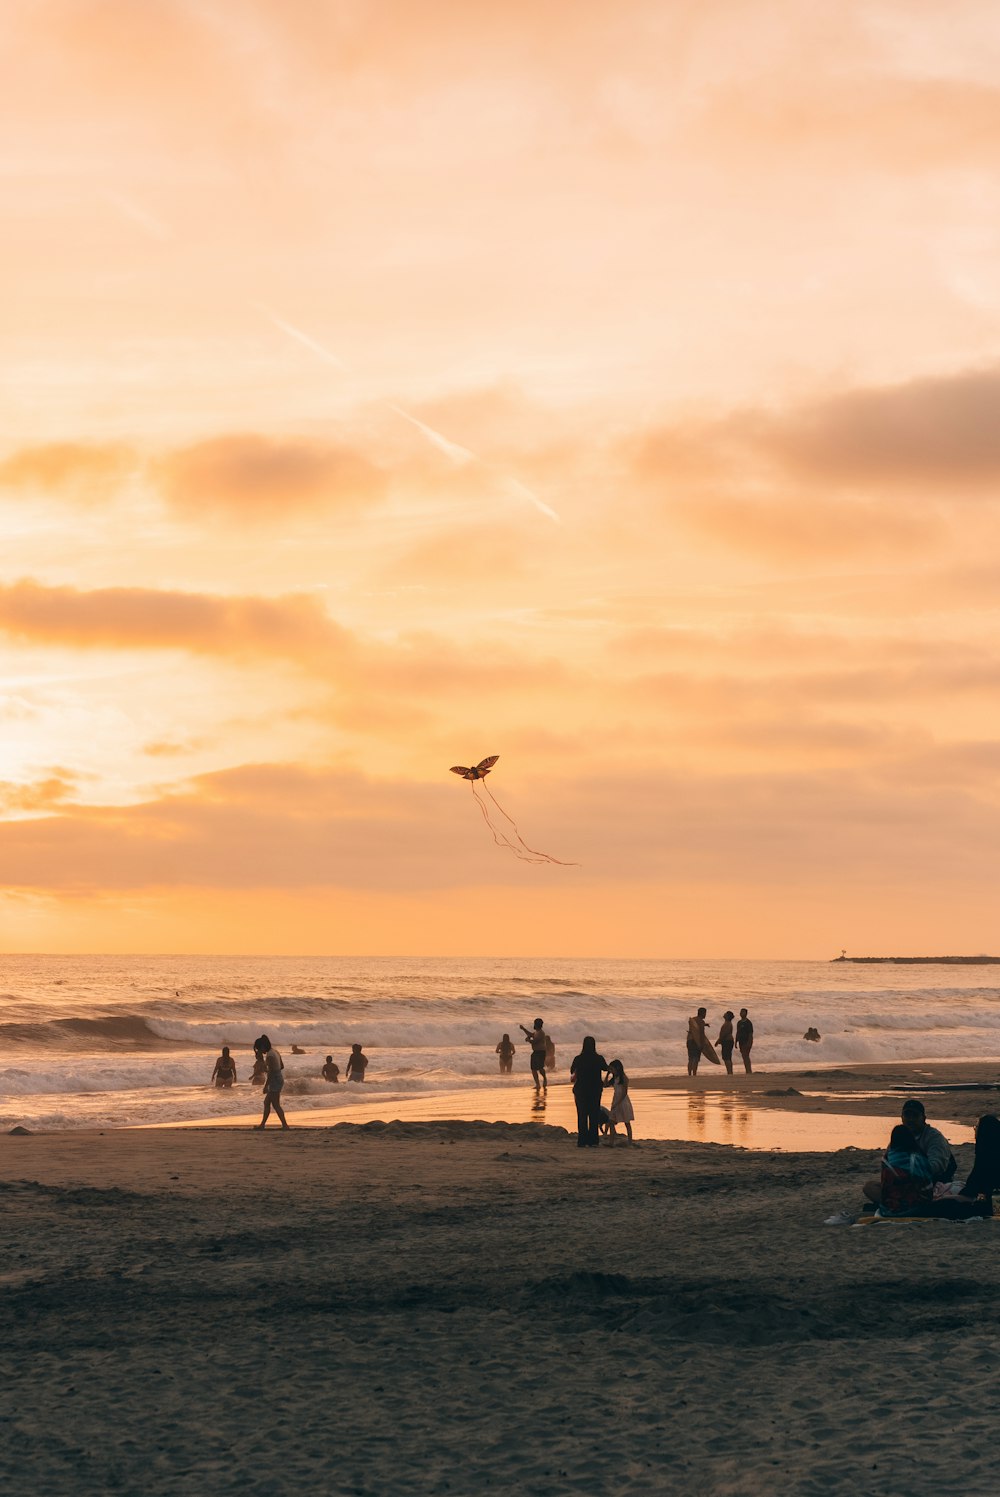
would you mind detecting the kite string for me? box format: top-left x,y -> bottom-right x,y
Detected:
472,783 -> 549,862
481,780 -> 579,867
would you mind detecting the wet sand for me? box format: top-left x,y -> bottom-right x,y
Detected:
2,1061 -> 998,1496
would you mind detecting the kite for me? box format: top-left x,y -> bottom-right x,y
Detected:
449,756 -> 578,866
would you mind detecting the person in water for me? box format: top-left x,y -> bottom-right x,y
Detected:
686,1007 -> 708,1076
716,1012 -> 735,1075
345,1044 -> 368,1082
210,1046 -> 237,1088
544,1032 -> 556,1073
321,1056 -> 340,1083
605,1058 -> 635,1143
255,1036 -> 289,1130
863,1099 -> 955,1206
249,1049 -> 268,1087
519,1019 -> 549,1091
735,1009 -> 753,1073
496,1034 -> 515,1074
570,1036 -> 608,1147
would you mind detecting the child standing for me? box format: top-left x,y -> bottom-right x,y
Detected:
606,1058 -> 635,1143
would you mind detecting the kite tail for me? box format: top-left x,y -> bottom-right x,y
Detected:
472,783 -> 553,864
481,781 -> 579,867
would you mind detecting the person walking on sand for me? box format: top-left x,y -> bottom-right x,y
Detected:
210,1046 -> 237,1088
570,1036 -> 608,1147
519,1019 -> 549,1091
496,1033 -> 515,1074
605,1058 -> 635,1143
687,1007 -> 709,1076
345,1043 -> 369,1082
255,1036 -> 289,1130
736,1008 -> 754,1074
321,1055 -> 340,1083
717,1012 -> 735,1075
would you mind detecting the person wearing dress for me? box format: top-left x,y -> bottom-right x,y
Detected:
605,1058 -> 635,1143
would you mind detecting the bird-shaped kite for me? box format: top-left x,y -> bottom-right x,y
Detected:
449,756 -> 577,865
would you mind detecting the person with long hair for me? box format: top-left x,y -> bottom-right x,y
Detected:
254,1035 -> 289,1130
605,1058 -> 635,1143
924,1114 -> 1000,1219
570,1036 -> 608,1148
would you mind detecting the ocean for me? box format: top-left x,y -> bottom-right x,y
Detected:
1,954 -> 998,1133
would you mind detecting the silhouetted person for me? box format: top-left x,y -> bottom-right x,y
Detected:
496,1034 -> 515,1074
606,1058 -> 635,1142
520,1019 -> 548,1091
255,1036 -> 289,1129
249,1051 -> 267,1087
571,1036 -> 608,1147
322,1055 -> 340,1083
211,1046 -> 237,1088
863,1099 -> 955,1205
930,1113 -> 1000,1218
736,1009 -> 753,1073
291,1044 -> 306,1055
717,1012 -> 735,1075
687,1007 -> 708,1076
545,1032 -> 556,1073
345,1044 -> 368,1082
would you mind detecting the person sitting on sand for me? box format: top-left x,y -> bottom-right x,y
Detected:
496,1034 -> 515,1074
735,1008 -> 753,1073
921,1113 -> 1000,1220
570,1036 -> 608,1147
255,1036 -> 289,1130
345,1044 -> 368,1082
875,1124 -> 934,1216
519,1019 -> 549,1092
686,1008 -> 708,1076
862,1099 -> 956,1206
717,1012 -> 735,1075
210,1046 -> 237,1088
605,1058 -> 635,1143
321,1055 -> 340,1083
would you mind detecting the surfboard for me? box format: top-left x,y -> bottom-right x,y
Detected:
700,1036 -> 721,1066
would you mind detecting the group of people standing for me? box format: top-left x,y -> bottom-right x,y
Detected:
687,1007 -> 754,1075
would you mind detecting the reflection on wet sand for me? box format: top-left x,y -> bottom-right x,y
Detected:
687,1091 -> 706,1138
531,1091 -> 547,1118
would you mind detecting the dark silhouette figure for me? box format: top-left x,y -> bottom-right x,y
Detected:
345,1044 -> 368,1082
923,1114 -> 1000,1219
496,1033 -> 515,1074
863,1099 -> 955,1205
687,1007 -> 708,1075
717,1012 -> 735,1075
249,1051 -> 268,1087
520,1019 -> 549,1091
571,1036 -> 608,1147
322,1055 -> 340,1083
254,1035 -> 289,1129
211,1046 -> 237,1088
736,1008 -> 753,1073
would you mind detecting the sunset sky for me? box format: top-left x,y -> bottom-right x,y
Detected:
3,0 -> 1000,955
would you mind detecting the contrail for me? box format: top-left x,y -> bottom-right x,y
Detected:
102,191 -> 171,242
261,308 -> 561,523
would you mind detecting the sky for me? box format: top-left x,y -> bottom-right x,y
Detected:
3,0 -> 1000,956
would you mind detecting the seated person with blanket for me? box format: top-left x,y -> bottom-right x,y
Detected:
863,1099 -> 955,1207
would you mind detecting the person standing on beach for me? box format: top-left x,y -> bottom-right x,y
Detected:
519,1019 -> 549,1091
345,1044 -> 369,1082
570,1036 -> 608,1147
496,1034 -> 515,1074
716,1013 -> 735,1075
605,1058 -> 635,1143
687,1008 -> 708,1076
736,1009 -> 754,1073
255,1036 -> 289,1130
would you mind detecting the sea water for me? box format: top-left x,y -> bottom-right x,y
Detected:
1,954 -> 998,1134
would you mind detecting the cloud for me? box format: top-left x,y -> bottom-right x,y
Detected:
0,769 -> 87,815
0,442 -> 136,498
156,433 -> 387,518
0,580 -> 354,663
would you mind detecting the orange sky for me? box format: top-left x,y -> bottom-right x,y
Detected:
3,0 -> 1000,955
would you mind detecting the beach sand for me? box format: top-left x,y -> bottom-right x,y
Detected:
2,1062 -> 998,1496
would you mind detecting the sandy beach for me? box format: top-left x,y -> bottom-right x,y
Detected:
2,1061 -> 998,1496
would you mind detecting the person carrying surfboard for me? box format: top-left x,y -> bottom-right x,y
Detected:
686,1007 -> 720,1074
